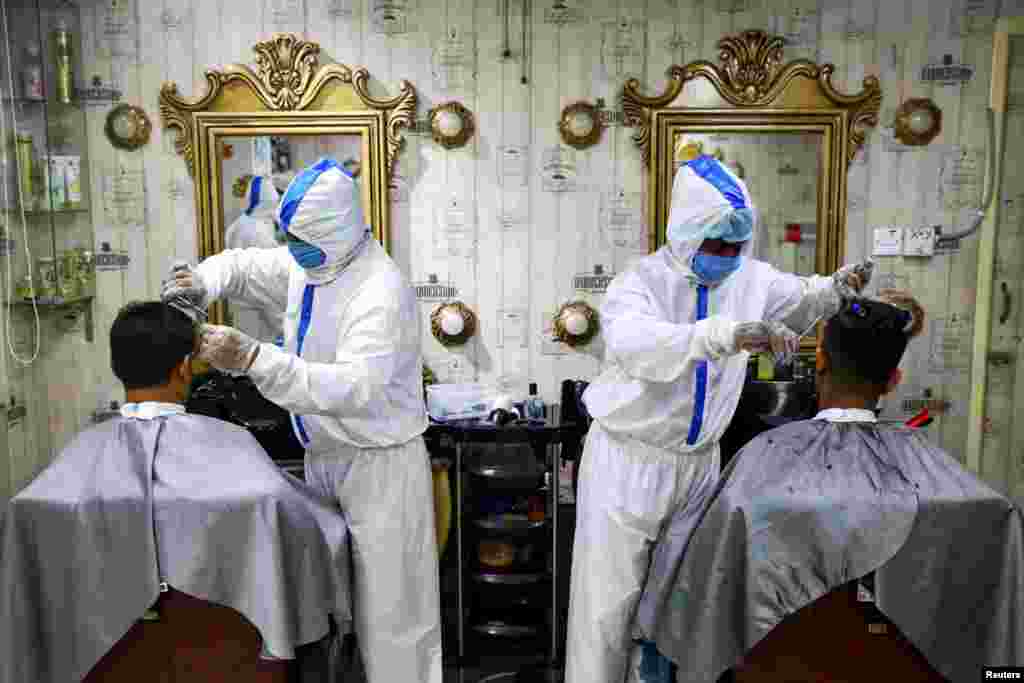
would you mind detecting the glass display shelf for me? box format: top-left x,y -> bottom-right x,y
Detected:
3,96 -> 83,109
5,207 -> 90,215
9,293 -> 91,306
2,0 -> 96,341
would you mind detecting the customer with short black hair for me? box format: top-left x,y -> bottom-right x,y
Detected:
816,290 -> 922,398
635,292 -> 1024,682
0,301 -> 352,683
110,300 -> 198,390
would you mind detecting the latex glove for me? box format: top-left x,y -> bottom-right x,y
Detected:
832,260 -> 874,300
196,323 -> 260,372
161,261 -> 209,310
733,321 -> 800,361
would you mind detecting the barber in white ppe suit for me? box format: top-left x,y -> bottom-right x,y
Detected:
162,158 -> 442,683
223,174 -> 284,343
565,154 -> 873,683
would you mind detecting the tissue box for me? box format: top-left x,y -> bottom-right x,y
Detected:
426,383 -> 494,421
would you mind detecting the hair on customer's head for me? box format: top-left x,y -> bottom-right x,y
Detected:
822,290 -> 924,390
111,301 -> 197,390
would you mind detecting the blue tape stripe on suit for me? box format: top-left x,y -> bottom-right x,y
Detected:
291,284 -> 316,445
686,285 -> 709,445
685,155 -> 746,210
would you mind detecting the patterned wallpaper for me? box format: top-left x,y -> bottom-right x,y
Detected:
1,0 -> 1023,504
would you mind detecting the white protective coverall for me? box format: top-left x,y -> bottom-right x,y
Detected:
223,175 -> 284,343
183,159 -> 441,683
566,155 -> 862,683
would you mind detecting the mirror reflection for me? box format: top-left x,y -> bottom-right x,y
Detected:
673,131 -> 822,277
217,133 -> 365,341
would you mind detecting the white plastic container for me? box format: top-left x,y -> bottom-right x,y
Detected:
46,156 -> 66,209
426,383 -> 494,421
58,155 -> 81,206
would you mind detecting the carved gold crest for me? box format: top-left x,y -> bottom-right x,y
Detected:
158,33 -> 416,179
622,29 -> 881,167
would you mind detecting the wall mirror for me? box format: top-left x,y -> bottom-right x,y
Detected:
623,30 -> 881,346
160,33 -> 416,327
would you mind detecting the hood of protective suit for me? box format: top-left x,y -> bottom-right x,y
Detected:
244,175 -> 280,221
224,175 -> 281,251
277,158 -> 371,285
666,155 -> 758,283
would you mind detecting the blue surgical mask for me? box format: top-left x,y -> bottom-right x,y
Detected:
288,240 -> 327,268
691,252 -> 741,283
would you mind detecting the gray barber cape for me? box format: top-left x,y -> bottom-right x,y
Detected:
636,419 -> 1024,683
0,412 -> 351,683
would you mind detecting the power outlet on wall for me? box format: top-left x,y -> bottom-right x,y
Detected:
903,226 -> 936,256
872,226 -> 904,256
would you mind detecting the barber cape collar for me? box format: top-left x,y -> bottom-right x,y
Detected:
277,157 -> 370,285
120,402 -> 186,420
814,408 -> 878,423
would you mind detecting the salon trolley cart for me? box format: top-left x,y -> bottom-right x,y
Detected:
427,417 -> 583,683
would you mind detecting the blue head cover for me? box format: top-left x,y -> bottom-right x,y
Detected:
276,158 -> 369,281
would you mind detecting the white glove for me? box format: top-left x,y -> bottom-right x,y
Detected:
733,321 -> 800,361
832,260 -> 874,300
196,324 -> 260,372
161,261 -> 209,310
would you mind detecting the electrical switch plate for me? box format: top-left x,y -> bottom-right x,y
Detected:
872,226 -> 904,256
904,227 -> 936,256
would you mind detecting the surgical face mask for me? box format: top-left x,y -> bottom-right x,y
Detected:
287,238 -> 327,268
691,252 -> 741,283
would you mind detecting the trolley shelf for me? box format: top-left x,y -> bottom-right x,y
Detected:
471,620 -> 541,639
473,570 -> 549,586
473,514 -> 549,534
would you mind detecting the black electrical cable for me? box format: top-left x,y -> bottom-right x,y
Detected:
502,0 -> 511,59
521,0 -> 530,84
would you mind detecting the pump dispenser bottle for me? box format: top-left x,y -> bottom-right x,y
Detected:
525,382 -> 546,421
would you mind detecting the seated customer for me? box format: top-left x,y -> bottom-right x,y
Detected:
636,292 -> 1024,682
0,302 -> 351,683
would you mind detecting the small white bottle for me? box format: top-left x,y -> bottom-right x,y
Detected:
22,41 -> 44,101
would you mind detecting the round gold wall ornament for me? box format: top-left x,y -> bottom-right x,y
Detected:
429,101 -> 475,149
431,301 -> 478,346
105,104 -> 152,150
559,101 -> 603,150
893,98 -> 942,146
553,300 -> 599,347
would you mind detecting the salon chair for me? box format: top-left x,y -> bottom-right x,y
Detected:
82,588 -> 335,683
729,574 -> 947,682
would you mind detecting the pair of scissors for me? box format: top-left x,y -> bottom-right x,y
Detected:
796,314 -> 823,342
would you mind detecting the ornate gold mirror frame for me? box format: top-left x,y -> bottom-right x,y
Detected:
159,33 -> 416,324
623,30 -> 881,278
